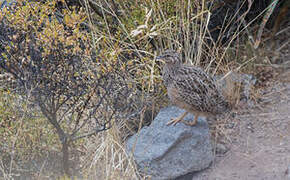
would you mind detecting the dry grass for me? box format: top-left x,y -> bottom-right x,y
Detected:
81,128 -> 140,179
1,0 -> 289,179
79,1 -> 243,179
63,1 -> 288,179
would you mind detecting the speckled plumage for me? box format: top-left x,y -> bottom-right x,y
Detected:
157,50 -> 230,126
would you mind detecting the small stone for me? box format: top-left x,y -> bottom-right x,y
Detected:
215,143 -> 229,154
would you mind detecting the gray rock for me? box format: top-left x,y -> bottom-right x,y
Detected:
126,106 -> 213,180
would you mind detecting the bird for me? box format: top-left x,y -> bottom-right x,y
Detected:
156,50 -> 231,126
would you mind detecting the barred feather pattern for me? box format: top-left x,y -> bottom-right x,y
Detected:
160,51 -> 230,116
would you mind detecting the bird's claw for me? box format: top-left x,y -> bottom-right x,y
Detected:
167,118 -> 181,126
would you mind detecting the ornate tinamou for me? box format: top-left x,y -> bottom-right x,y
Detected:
157,50 -> 231,126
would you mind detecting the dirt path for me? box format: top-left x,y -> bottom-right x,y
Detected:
192,82 -> 290,180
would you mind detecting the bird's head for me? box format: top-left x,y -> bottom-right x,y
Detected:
156,50 -> 182,66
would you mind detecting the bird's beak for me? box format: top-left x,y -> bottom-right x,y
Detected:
155,56 -> 165,64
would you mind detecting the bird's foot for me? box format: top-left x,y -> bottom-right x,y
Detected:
167,117 -> 183,126
166,111 -> 188,126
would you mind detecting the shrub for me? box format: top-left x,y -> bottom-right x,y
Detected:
0,0 -> 133,176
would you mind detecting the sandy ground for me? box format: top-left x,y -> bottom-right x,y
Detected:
190,81 -> 290,180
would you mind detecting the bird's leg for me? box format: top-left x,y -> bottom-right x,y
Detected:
167,111 -> 188,126
181,114 -> 199,126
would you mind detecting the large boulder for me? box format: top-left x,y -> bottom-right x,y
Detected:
126,106 -> 213,180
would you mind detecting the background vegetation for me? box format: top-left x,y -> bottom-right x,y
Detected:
0,0 -> 288,179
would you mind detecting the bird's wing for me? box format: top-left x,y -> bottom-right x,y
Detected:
172,66 -> 223,113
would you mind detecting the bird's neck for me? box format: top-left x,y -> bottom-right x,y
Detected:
162,63 -> 181,86
164,63 -> 181,75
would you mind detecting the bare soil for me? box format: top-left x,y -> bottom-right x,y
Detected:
192,81 -> 290,180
